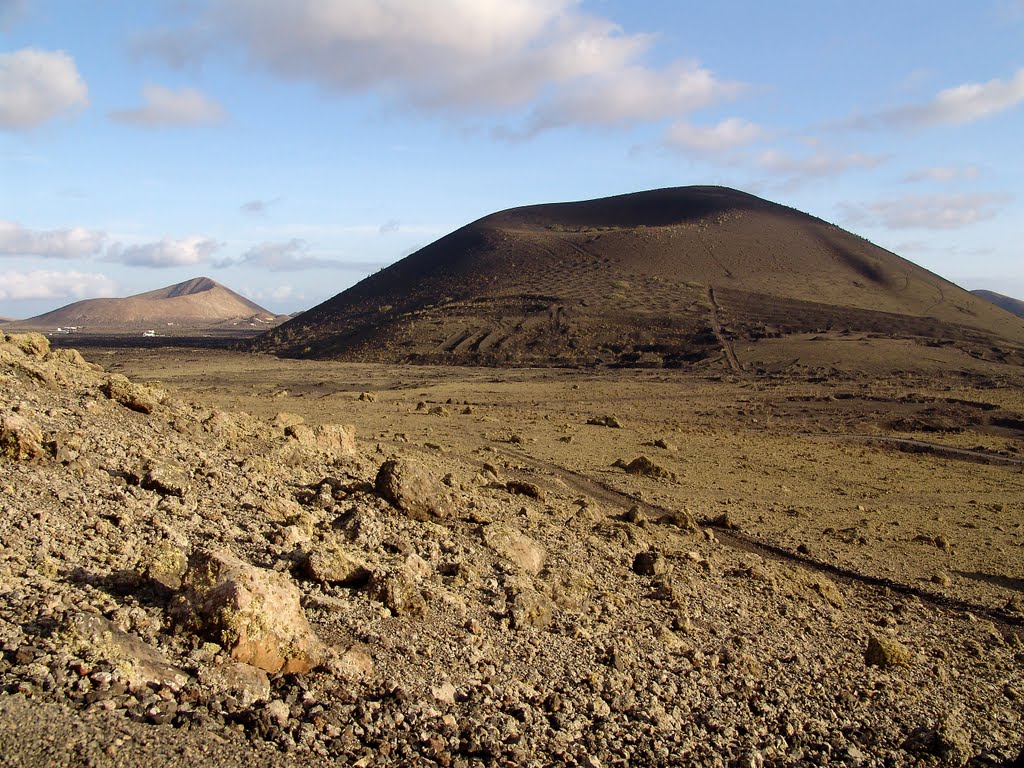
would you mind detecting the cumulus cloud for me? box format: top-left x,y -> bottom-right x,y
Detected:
751,148 -> 887,189
890,69 -> 1024,125
110,84 -> 225,126
0,269 -> 115,301
379,219 -> 401,234
0,48 -> 88,130
666,117 -> 765,152
107,236 -> 221,267
838,194 -> 1008,230
0,221 -> 105,259
852,68 -> 1024,129
902,165 -> 980,183
138,0 -> 743,132
217,239 -> 338,271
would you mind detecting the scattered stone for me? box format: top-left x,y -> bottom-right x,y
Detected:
305,542 -> 371,585
367,568 -> 427,618
507,584 -> 555,630
931,571 -> 952,587
265,699 -> 290,728
198,661 -> 272,707
101,374 -> 163,414
616,455 -> 677,481
632,551 -> 666,576
358,392 -> 378,402
428,405 -> 450,416
375,458 -> 448,521
865,634 -> 912,668
709,512 -> 738,530
653,438 -> 676,450
658,510 -> 698,531
271,411 -> 304,429
140,460 -> 190,497
587,415 -> 623,428
504,480 -> 545,501
902,714 -> 973,766
144,540 -> 189,591
61,612 -> 187,688
173,548 -> 326,674
327,645 -> 374,682
482,523 -> 546,575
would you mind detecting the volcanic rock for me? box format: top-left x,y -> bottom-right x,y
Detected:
173,548 -> 326,674
374,458 -> 448,521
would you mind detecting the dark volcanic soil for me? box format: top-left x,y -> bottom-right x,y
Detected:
253,187 -> 1024,367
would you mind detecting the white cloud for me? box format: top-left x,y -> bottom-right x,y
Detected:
752,148 -> 887,189
110,84 -> 225,126
0,270 -> 115,300
379,219 -> 400,234
218,239 -> 337,271
107,236 -> 220,267
903,165 -> 980,183
666,117 -> 765,152
141,0 -> 743,132
838,194 -> 1008,230
875,68 -> 1024,127
0,48 -> 88,130
0,221 -> 105,258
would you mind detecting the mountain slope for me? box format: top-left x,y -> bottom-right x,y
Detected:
972,289 -> 1024,319
254,186 -> 1024,366
6,277 -> 276,331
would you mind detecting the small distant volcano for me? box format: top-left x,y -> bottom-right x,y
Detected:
972,289 -> 1024,319
4,277 -> 279,331
252,186 -> 1024,366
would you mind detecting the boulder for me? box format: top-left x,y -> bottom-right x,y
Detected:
0,412 -> 46,461
375,458 -> 448,521
101,374 -> 163,414
285,422 -> 357,458
174,548 -> 326,674
482,523 -> 545,575
8,332 -> 50,358
865,634 -> 911,668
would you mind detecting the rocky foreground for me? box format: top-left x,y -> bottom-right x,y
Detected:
0,332 -> 1022,767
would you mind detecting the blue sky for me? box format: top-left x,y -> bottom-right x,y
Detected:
1,0 -> 1022,318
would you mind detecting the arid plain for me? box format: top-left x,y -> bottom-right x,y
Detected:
2,186 -> 1023,766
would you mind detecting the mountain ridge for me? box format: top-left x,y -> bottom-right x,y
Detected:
3,276 -> 277,331
253,186 -> 1024,366
972,289 -> 1024,319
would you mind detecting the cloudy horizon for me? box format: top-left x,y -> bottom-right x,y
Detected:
1,1 -> 1022,318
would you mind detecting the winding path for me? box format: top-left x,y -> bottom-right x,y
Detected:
707,286 -> 741,372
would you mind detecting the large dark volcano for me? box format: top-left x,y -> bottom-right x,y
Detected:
253,186 -> 1024,367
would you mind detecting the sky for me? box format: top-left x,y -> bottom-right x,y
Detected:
1,0 -> 1023,319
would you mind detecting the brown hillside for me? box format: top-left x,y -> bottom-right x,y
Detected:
6,276 -> 277,332
253,186 -> 1024,367
973,289 -> 1024,319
